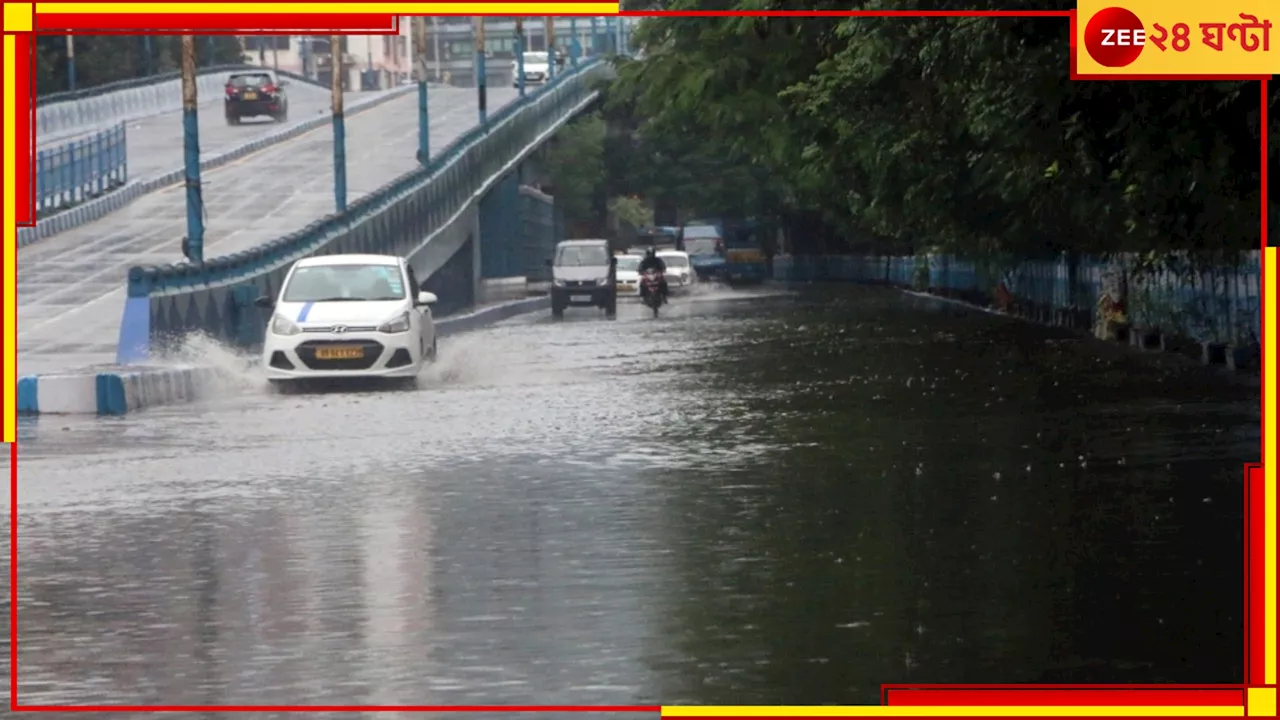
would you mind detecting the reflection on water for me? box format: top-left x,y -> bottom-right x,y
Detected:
10,284 -> 1256,706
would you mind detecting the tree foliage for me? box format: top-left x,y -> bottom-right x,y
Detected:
37,35 -> 248,96
606,0 -> 1270,258
543,111 -> 609,234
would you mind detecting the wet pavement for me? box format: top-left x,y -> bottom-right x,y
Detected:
18,86 -> 518,375
8,283 -> 1257,708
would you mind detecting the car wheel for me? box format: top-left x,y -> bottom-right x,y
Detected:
426,337 -> 438,362
268,378 -> 297,395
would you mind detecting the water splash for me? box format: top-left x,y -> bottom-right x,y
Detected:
148,332 -> 266,394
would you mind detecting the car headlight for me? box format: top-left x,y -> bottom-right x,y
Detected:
553,278 -> 567,287
596,276 -> 610,285
378,311 -> 412,334
271,314 -> 301,336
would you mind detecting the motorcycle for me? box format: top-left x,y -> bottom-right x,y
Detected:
640,269 -> 664,317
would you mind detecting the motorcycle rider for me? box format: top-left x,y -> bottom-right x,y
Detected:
637,247 -> 669,304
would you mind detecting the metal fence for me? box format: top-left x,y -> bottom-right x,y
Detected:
36,122 -> 128,215
773,252 -> 1262,347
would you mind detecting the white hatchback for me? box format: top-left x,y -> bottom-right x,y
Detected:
614,253 -> 642,296
658,250 -> 695,288
258,254 -> 438,386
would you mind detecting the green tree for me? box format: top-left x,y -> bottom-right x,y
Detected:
542,111 -> 609,235
606,0 -> 1263,262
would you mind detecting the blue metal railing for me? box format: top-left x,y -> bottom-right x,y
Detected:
36,122 -> 127,215
773,252 -> 1262,347
128,57 -> 610,298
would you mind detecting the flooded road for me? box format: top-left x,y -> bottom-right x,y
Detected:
7,283 -> 1257,708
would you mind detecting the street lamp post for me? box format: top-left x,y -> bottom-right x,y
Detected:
432,16 -> 442,82
142,35 -> 153,76
414,16 -> 430,165
331,34 -> 347,213
545,17 -> 556,81
569,17 -> 579,66
65,35 -> 76,91
179,35 -> 204,262
475,17 -> 487,124
515,17 -> 526,98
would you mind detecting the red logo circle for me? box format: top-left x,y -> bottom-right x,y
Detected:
1084,7 -> 1145,67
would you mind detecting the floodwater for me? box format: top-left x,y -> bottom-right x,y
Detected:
7,283 -> 1257,710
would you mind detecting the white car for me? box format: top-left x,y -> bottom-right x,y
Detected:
658,250 -> 695,288
513,51 -> 550,86
614,253 -> 642,296
258,254 -> 438,387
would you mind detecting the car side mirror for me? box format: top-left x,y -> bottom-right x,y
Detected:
417,291 -> 437,306
545,259 -> 552,267
610,257 -> 618,267
254,296 -> 273,309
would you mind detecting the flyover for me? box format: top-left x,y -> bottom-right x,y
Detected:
19,81 -> 524,376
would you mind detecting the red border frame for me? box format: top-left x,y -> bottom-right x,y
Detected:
8,5 -> 1271,714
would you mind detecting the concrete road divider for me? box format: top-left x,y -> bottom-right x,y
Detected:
435,296 -> 550,337
17,365 -> 225,416
17,296 -> 548,416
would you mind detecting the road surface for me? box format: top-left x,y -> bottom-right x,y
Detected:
8,284 -> 1256,706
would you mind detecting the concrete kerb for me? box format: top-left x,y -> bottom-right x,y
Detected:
19,84 -> 420,248
16,296 -> 549,416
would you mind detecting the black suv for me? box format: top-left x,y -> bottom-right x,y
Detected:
225,72 -> 289,125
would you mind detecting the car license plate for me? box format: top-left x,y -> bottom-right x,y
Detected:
315,345 -> 363,360
243,91 -> 258,100
571,294 -> 591,302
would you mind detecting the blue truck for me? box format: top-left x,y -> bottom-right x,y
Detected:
680,221 -> 726,280
721,220 -> 769,284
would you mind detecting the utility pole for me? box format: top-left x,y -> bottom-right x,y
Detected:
545,17 -> 556,81
331,34 -> 347,213
142,35 -> 153,76
414,16 -> 430,165
180,35 -> 204,262
515,17 -> 526,98
65,35 -> 76,90
569,17 -> 579,66
474,17 -> 487,124
432,16 -> 442,82
272,36 -> 279,70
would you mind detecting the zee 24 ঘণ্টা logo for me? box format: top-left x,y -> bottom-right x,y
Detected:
1083,6 -> 1272,67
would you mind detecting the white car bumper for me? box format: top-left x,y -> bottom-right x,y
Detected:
615,277 -> 642,296
263,330 -> 424,380
668,272 -> 693,287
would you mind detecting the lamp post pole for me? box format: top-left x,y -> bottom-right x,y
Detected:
414,16 -> 430,165
331,34 -> 348,213
180,35 -> 204,262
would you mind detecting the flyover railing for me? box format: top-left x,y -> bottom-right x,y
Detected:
36,122 -> 127,216
775,252 -> 1262,348
129,57 -> 610,300
39,65 -> 325,139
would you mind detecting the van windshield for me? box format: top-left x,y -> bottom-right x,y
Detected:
555,245 -> 609,267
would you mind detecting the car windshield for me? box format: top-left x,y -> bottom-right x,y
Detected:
524,52 -> 548,64
282,263 -> 406,302
685,238 -> 720,256
229,74 -> 272,88
615,256 -> 640,272
660,255 -> 689,267
555,245 -> 609,267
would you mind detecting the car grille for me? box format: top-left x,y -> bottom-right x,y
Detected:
564,280 -> 597,288
302,325 -> 377,333
296,340 -> 384,370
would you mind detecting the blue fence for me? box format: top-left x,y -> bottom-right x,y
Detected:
773,253 -> 1262,347
36,122 -> 127,215
120,58 -> 610,360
